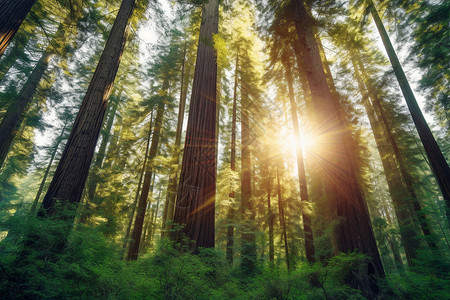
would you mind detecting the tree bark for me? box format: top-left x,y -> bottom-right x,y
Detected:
292,0 -> 384,296
38,0 -> 136,220
226,53 -> 239,265
127,101 -> 165,261
171,0 -> 219,251
122,112 -> 153,254
30,124 -> 67,214
276,162 -> 290,270
0,51 -> 54,169
0,0 -> 36,57
162,41 -> 188,234
283,56 -> 315,262
352,57 -> 421,266
368,0 -> 450,224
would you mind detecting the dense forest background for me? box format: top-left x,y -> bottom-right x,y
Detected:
0,0 -> 449,299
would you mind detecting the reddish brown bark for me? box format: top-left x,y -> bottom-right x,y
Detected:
291,0 -> 383,296
39,0 -> 136,217
171,0 -> 219,250
0,0 -> 36,57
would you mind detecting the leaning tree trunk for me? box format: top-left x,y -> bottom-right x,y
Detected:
39,0 -> 136,220
127,101 -> 165,261
0,50 -> 54,169
171,0 -> 219,251
283,56 -> 315,262
0,0 -> 36,57
292,0 -> 384,297
352,57 -> 421,266
368,0 -> 450,224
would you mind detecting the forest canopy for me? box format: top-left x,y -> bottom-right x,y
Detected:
0,0 -> 449,299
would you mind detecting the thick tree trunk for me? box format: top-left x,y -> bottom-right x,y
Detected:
122,113 -> 153,254
0,0 -> 36,57
368,0 -> 450,224
283,58 -> 315,262
162,42 -> 188,234
171,0 -> 219,251
30,124 -> 67,214
226,53 -> 239,265
39,0 -> 136,219
292,0 -> 384,296
127,101 -> 165,261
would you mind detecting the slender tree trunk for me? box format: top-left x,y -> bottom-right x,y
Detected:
0,51 -> 54,169
368,0 -> 450,223
283,57 -> 315,262
39,0 -> 136,220
171,0 -> 219,251
139,174 -> 156,254
292,0 -> 384,296
122,113 -> 153,254
162,41 -> 188,234
240,83 -> 256,272
149,190 -> 161,244
276,162 -> 290,270
352,58 -> 421,266
30,124 -> 67,214
226,53 -> 239,265
0,0 -> 36,57
86,93 -> 120,201
127,101 -> 165,261
267,162 -> 274,263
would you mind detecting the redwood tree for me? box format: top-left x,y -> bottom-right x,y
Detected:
39,0 -> 136,218
0,0 -> 36,57
171,0 -> 219,250
291,0 -> 384,296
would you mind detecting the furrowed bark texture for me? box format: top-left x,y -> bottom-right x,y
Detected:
368,0 -> 450,223
171,0 -> 219,250
39,0 -> 136,217
292,0 -> 383,296
0,0 -> 36,57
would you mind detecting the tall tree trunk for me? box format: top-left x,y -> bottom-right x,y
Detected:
292,0 -> 384,296
267,161 -> 274,263
149,190 -> 161,244
127,101 -> 165,261
162,41 -> 188,234
240,84 -> 256,272
171,0 -> 219,251
39,0 -> 136,220
226,53 -> 239,265
86,93 -> 120,201
276,162 -> 290,270
0,0 -> 36,57
122,113 -> 153,254
0,51 -> 54,169
283,56 -> 315,262
139,173 -> 156,254
352,58 -> 422,266
368,0 -> 450,223
30,124 -> 67,214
